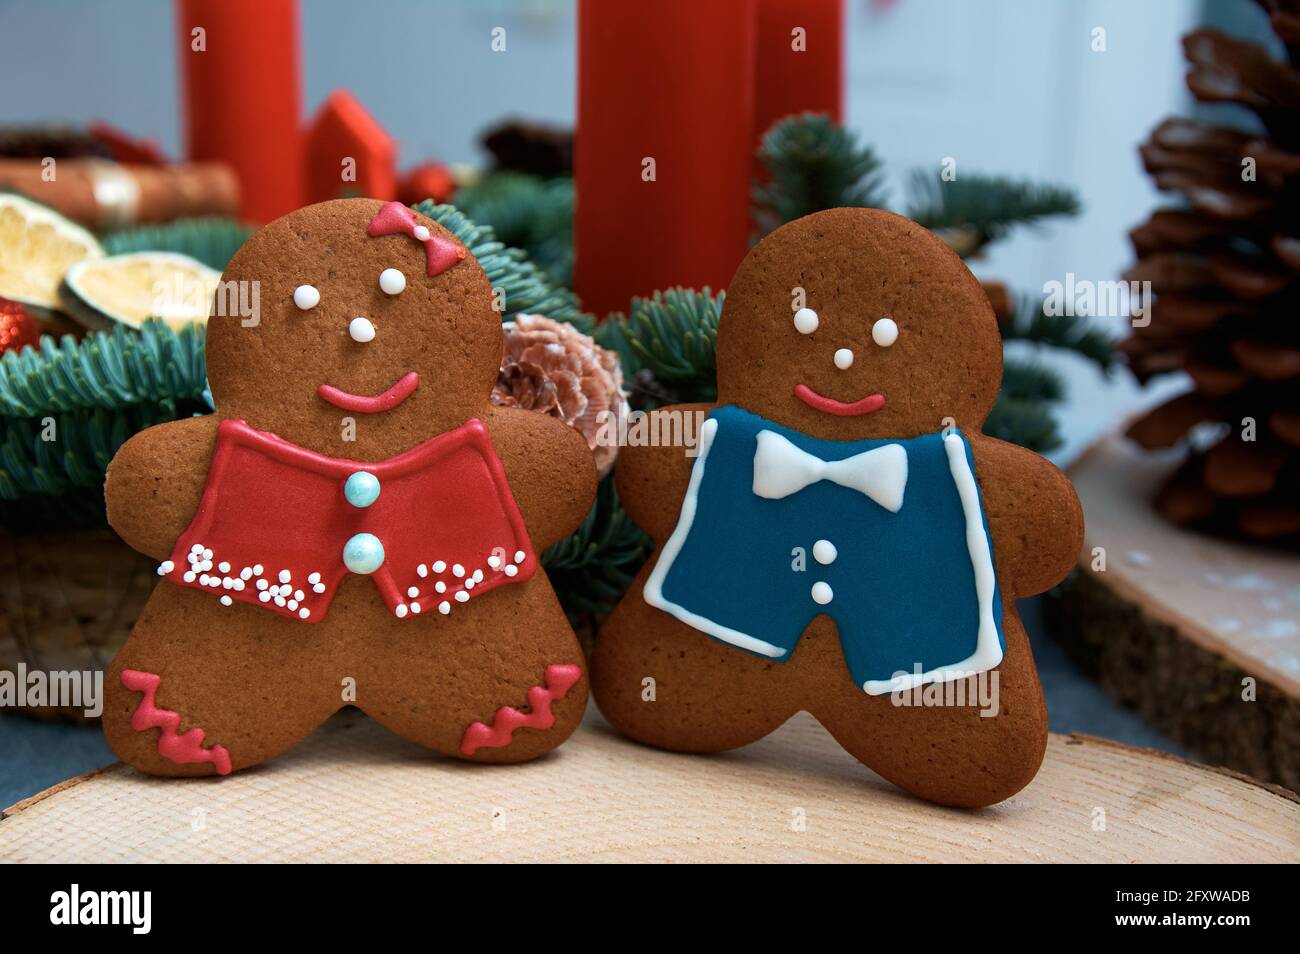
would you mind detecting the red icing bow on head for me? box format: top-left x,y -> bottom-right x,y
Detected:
367,201 -> 467,276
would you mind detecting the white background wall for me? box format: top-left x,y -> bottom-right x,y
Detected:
1,0 -> 1256,460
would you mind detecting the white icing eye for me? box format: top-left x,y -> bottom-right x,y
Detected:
793,307 -> 819,334
379,268 -> 406,295
349,316 -> 376,343
293,285 -> 320,310
872,317 -> 899,347
833,348 -> 854,370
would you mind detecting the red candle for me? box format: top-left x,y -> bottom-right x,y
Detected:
177,0 -> 304,223
753,0 -> 844,143
575,0 -> 757,318
304,90 -> 397,205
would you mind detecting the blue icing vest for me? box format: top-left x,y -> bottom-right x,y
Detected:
644,405 -> 1005,695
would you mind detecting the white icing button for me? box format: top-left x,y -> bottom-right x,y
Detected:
349,316 -> 376,343
793,307 -> 819,334
438,601 -> 451,615
293,284 -> 320,310
379,268 -> 406,295
413,225 -> 430,242
395,603 -> 408,619
813,539 -> 837,565
872,317 -> 899,347
833,348 -> 854,370
811,581 -> 834,605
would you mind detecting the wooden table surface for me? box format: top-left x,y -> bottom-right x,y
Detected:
2,710 -> 1295,863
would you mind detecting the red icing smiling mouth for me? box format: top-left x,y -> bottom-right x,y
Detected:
794,383 -> 886,417
318,371 -> 419,413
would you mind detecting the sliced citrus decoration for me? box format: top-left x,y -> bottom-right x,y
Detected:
0,192 -> 104,311
63,252 -> 220,330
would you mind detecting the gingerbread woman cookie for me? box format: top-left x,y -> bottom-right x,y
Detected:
102,198 -> 596,775
592,208 -> 1083,808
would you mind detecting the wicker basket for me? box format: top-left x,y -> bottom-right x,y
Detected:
0,526 -> 155,722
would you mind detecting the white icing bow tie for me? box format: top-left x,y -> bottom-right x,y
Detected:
752,430 -> 908,512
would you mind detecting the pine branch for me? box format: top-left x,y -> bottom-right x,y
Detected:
411,201 -> 591,331
753,113 -> 888,235
542,474 -> 651,620
452,172 -> 575,285
598,288 -> 723,404
906,172 -> 1080,257
983,392 -> 1063,453
0,320 -> 207,417
102,218 -> 254,270
1001,295 -> 1116,372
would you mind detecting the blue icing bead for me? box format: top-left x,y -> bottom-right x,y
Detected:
343,532 -> 384,574
344,471 -> 381,508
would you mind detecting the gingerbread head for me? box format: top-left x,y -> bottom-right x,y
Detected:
593,208 -> 1083,808
102,198 -> 596,776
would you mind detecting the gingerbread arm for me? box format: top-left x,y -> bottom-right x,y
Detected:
484,406 -> 598,551
615,403 -> 716,543
968,434 -> 1084,601
104,414 -> 220,562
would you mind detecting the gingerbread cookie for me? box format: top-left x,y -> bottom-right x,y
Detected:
592,208 -> 1083,808
102,198 -> 596,775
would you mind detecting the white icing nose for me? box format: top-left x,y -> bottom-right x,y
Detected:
834,348 -> 854,370
349,316 -> 376,343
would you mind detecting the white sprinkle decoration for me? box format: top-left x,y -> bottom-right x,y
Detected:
233,579 -> 245,592
222,577 -> 234,589
348,316 -> 376,343
413,225 -> 430,241
432,561 -> 447,573
395,604 -> 409,619
299,607 -> 310,620
379,268 -> 406,295
258,591 -> 271,603
410,602 -> 421,614
487,555 -> 501,569
287,599 -> 298,611
514,550 -> 526,564
308,571 -> 321,584
275,596 -> 286,607
455,591 -> 470,603
416,564 -> 428,578
183,571 -> 197,583
253,564 -> 264,576
191,544 -> 203,554
313,583 -> 326,594
452,564 -> 465,578
256,579 -> 268,591
220,595 -> 233,606
504,565 -> 518,577
240,566 -> 253,580
294,589 -> 305,602
279,569 -> 291,584
218,561 -> 231,573
464,578 -> 476,590
438,601 -> 451,615
199,574 -> 211,586
203,548 -> 213,560
435,581 -> 447,593
294,284 -> 320,310
407,586 -> 419,598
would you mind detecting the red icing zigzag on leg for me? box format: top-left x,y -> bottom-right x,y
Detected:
120,669 -> 232,776
460,664 -> 582,756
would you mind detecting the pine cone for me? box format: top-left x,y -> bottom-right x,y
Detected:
491,314 -> 625,477
1123,1 -> 1300,544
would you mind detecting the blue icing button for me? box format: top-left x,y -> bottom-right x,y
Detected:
344,471 -> 381,508
343,532 -> 384,574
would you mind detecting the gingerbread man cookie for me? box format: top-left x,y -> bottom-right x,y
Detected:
102,198 -> 596,775
592,208 -> 1083,808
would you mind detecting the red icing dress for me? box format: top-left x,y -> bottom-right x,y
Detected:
159,418 -> 535,621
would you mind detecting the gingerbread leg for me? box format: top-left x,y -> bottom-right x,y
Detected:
591,567 -> 799,753
810,608 -> 1048,809
103,585 -> 343,777
354,573 -> 588,764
